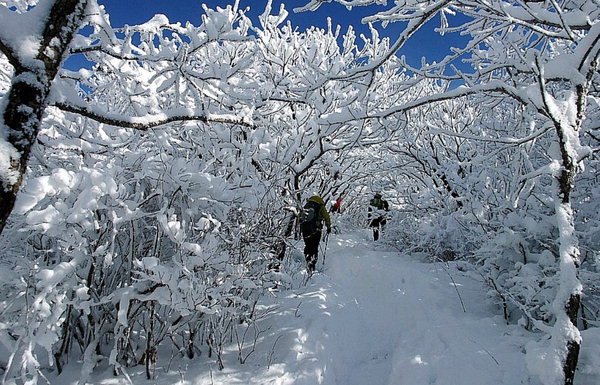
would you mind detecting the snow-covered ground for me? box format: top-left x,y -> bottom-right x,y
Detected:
54,231 -> 599,385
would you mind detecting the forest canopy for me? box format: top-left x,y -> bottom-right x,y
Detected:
0,1 -> 598,385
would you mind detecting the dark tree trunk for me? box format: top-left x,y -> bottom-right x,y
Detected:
564,295 -> 581,385
0,0 -> 89,234
555,126 -> 581,385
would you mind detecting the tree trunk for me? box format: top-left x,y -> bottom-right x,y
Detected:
553,131 -> 582,385
0,0 -> 89,234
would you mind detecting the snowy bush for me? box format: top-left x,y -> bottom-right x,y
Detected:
0,2 -> 425,383
0,0 -> 599,384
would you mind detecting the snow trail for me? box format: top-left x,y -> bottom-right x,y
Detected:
271,231 -> 530,385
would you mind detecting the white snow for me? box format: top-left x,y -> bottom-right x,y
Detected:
0,134 -> 20,189
0,2 -> 598,385
0,0 -> 53,64
49,231 -> 557,385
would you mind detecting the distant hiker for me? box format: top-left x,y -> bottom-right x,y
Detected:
331,195 -> 342,213
368,192 -> 389,241
299,194 -> 332,274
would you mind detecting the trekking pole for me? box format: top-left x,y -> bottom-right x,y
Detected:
322,231 -> 329,266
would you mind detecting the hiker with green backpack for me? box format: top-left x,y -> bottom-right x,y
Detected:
299,194 -> 332,274
368,192 -> 389,241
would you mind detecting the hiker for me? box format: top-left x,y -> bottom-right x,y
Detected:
368,192 -> 389,241
299,194 -> 332,274
331,195 -> 342,213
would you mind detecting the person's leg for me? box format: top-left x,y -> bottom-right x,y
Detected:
303,235 -> 312,258
371,217 -> 380,240
305,231 -> 320,273
307,254 -> 317,273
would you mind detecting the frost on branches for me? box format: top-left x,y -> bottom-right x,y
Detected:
0,0 -> 599,384
0,1 -> 416,384
298,1 -> 598,384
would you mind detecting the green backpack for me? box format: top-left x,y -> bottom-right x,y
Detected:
370,197 -> 385,210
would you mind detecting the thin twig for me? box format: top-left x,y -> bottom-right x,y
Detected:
267,335 -> 283,370
437,260 -> 467,313
468,337 -> 500,366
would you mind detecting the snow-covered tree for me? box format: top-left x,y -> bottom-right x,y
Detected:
0,1 -> 432,383
297,1 -> 599,384
1,0 -> 598,384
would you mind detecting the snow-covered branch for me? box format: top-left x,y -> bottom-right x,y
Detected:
53,102 -> 254,129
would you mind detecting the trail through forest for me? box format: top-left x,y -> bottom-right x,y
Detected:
259,231 -> 532,385
63,231 -> 542,385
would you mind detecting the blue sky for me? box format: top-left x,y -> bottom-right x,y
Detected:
91,0 -> 469,69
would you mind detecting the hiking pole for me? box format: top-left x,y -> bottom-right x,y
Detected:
322,231 -> 329,266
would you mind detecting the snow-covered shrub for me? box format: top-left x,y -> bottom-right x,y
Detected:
0,2 -> 416,383
377,89 -> 600,336
0,109 -> 289,383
